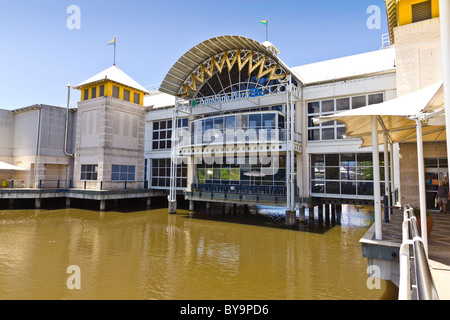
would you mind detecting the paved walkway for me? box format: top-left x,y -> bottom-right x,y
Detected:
382,209 -> 450,300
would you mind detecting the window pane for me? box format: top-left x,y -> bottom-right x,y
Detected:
113,86 -> 120,98
326,181 -> 340,194
311,181 -> 324,193
368,93 -> 384,105
100,85 -> 105,97
91,87 -> 97,99
134,93 -> 140,104
322,100 -> 334,112
326,167 -> 339,180
325,154 -> 339,166
308,129 -> 320,141
336,98 -> 350,111
123,89 -> 130,101
337,127 -> 346,139
352,96 -> 366,109
341,182 -> 357,195
263,114 -> 275,128
322,128 -> 335,140
308,102 -> 320,114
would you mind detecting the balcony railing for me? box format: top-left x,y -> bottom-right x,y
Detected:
175,129 -> 302,148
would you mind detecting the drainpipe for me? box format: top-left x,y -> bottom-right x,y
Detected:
64,85 -> 74,157
34,105 -> 42,188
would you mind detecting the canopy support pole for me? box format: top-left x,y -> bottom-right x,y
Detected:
384,133 -> 391,219
372,116 -> 382,240
416,118 -> 428,256
440,0 -> 450,166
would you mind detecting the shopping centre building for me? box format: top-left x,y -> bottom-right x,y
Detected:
0,0 -> 447,219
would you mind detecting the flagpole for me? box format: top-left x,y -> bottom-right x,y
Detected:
114,37 -> 116,66
266,19 -> 268,41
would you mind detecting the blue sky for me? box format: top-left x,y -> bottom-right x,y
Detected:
0,0 -> 389,110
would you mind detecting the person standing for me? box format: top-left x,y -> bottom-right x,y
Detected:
436,181 -> 449,213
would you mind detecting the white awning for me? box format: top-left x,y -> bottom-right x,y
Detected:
314,82 -> 445,147
0,161 -> 26,171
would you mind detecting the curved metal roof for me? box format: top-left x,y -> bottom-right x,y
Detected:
159,35 -> 299,97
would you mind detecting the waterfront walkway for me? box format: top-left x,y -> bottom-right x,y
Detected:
379,209 -> 450,299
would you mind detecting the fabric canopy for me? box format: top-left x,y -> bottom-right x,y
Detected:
314,82 -> 445,147
0,161 -> 25,171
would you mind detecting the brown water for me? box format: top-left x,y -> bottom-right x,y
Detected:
0,203 -> 398,300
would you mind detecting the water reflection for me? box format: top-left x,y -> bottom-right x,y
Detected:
0,203 -> 397,300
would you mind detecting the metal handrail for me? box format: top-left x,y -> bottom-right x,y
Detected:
399,204 -> 439,300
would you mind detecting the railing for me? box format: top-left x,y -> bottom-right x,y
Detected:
175,129 -> 302,148
0,179 -> 151,191
399,205 -> 439,300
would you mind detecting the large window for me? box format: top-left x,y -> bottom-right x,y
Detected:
307,93 -> 384,141
310,153 -> 385,196
152,118 -> 188,150
196,156 -> 287,187
151,159 -> 187,188
81,164 -> 98,181
111,165 -> 135,181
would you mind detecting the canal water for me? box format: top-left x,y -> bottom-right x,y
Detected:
0,201 -> 398,300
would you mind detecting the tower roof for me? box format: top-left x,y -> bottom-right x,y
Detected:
73,65 -> 150,94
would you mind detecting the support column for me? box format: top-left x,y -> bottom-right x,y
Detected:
336,204 -> 342,225
168,200 -> 177,214
299,207 -> 305,223
390,142 -> 396,208
35,198 -> 41,209
65,197 -> 71,209
372,116 -> 382,240
206,202 -> 210,209
9,199 -> 14,210
285,210 -> 296,226
146,197 -> 152,209
440,0 -> 450,164
189,200 -> 195,211
325,203 -> 330,225
100,200 -> 106,211
331,204 -> 336,224
384,133 -> 391,220
318,203 -> 323,224
416,119 -> 428,256
309,204 -> 315,220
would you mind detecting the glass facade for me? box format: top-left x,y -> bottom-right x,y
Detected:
197,156 -> 287,187
310,153 -> 385,196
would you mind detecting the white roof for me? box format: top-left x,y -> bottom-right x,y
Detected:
0,161 -> 26,171
292,48 -> 396,85
144,91 -> 175,109
74,65 -> 150,94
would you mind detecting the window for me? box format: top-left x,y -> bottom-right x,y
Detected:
81,164 -> 98,180
310,153 -> 385,196
111,165 -> 135,181
412,0 -> 432,23
134,93 -> 140,104
151,159 -> 187,188
91,87 -> 97,99
123,89 -> 130,102
112,86 -> 120,98
84,89 -> 89,100
307,93 -> 384,141
99,85 -> 105,97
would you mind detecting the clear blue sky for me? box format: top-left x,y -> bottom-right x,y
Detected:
0,0 -> 389,110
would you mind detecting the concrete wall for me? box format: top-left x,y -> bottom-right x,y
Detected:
394,18 -> 443,97
74,96 -> 145,190
399,141 -> 447,207
0,109 -> 14,163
